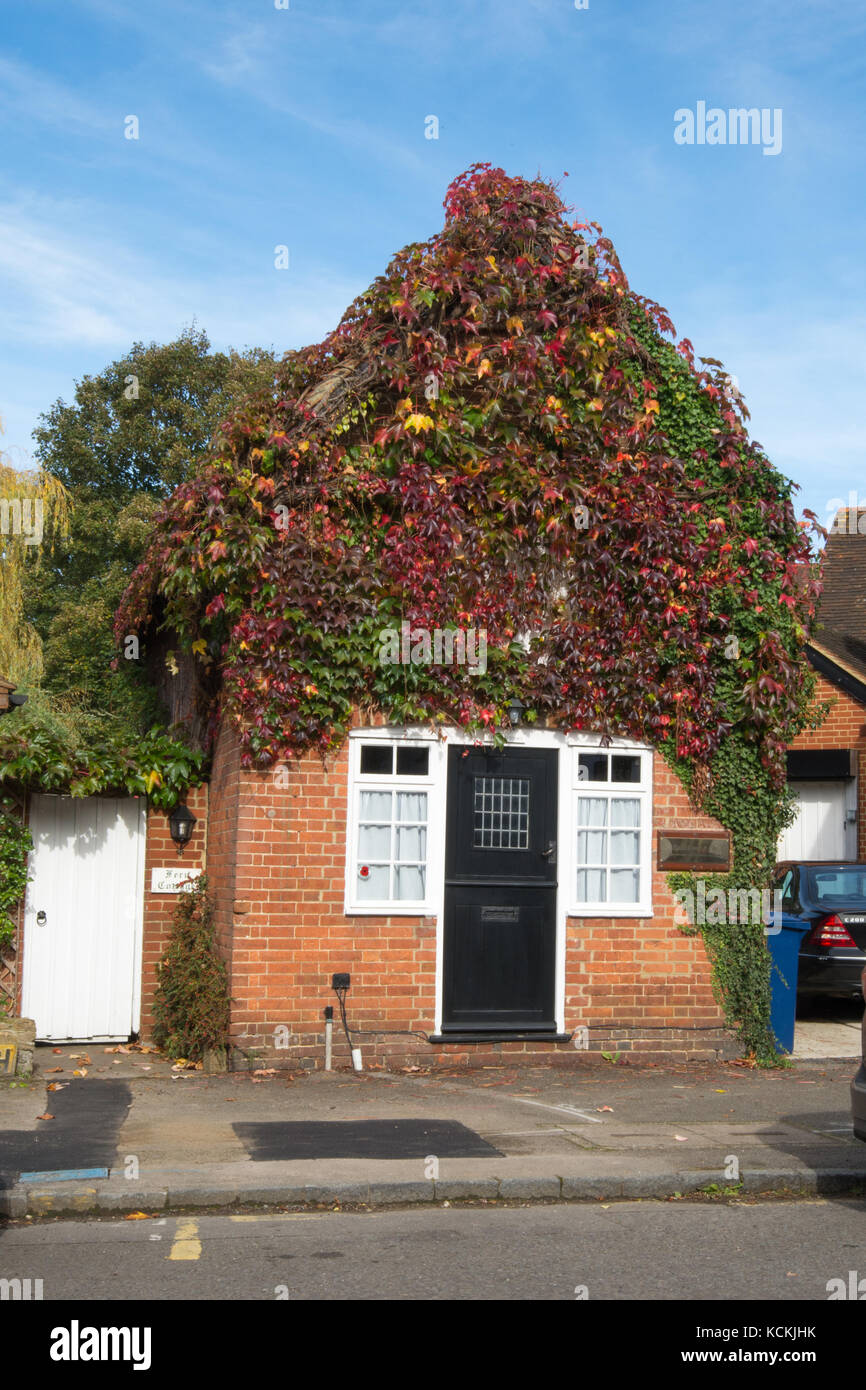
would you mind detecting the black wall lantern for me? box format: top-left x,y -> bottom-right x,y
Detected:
507,697 -> 525,728
168,802 -> 197,857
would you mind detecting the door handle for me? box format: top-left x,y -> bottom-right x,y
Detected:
36,910 -> 47,927
540,841 -> 557,862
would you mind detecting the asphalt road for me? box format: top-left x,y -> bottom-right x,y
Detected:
2,1198 -> 866,1301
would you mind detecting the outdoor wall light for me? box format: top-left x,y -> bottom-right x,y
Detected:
0,691 -> 27,717
507,697 -> 525,728
168,803 -> 197,856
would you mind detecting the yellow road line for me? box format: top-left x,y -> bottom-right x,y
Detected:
167,1219 -> 201,1260
230,1214 -> 319,1222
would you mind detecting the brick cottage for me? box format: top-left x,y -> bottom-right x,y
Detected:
146,717 -> 732,1069
16,597 -> 861,1068
135,616 -> 866,1073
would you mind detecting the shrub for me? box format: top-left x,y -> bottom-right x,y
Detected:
151,877 -> 230,1060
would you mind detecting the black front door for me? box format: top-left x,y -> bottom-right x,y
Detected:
442,745 -> 558,1033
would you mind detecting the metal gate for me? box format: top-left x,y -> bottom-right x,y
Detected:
21,795 -> 146,1041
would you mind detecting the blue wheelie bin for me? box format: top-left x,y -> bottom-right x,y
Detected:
767,917 -> 811,1053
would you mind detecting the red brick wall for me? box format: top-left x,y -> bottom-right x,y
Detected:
140,785 -> 208,1039
789,670 -> 866,860
195,729 -> 729,1068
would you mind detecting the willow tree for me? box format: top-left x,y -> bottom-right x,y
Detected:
0,421 -> 70,686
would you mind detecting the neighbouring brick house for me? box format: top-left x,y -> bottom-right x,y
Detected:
782,508 -> 866,863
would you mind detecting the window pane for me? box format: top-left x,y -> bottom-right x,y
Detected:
578,797 -> 608,827
358,823 -> 392,858
611,755 -> 642,784
396,825 -> 426,861
360,744 -> 393,775
357,864 -> 390,900
394,865 -> 425,900
610,831 -> 640,865
396,746 -> 429,776
577,868 -> 606,902
610,798 -> 640,827
360,790 -> 392,820
473,777 -> 529,849
578,753 -> 608,783
610,869 -> 639,903
578,829 -> 607,863
396,791 -> 427,823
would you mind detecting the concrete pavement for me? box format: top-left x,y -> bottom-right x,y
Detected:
1,1045 -> 864,1217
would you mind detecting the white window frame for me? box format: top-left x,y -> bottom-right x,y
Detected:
345,729 -> 443,915
568,742 -> 653,917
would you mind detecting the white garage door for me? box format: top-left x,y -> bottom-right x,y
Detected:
21,794 -> 146,1041
778,780 -> 857,862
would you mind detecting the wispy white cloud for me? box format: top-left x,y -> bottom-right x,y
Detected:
0,195 -> 361,350
198,20 -> 430,177
0,55 -> 111,134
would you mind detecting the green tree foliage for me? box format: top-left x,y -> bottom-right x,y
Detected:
26,327 -> 277,722
0,697 -> 206,809
0,330 -> 276,807
0,803 -> 32,949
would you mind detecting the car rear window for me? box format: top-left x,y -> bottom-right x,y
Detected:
803,866 -> 866,907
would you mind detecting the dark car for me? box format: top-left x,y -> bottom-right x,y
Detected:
852,968 -> 866,1142
771,862 -> 866,1004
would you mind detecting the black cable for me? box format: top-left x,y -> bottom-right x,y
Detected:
335,986 -> 353,1053
333,986 -> 431,1045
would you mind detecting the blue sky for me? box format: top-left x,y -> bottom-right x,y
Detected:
1,0 -> 864,532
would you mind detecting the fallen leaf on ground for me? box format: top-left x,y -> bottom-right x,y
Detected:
36,1112 -> 54,1121
47,1082 -> 67,1091
72,1069 -> 88,1077
45,1067 -> 63,1074
52,1048 -> 63,1055
253,1068 -> 277,1076
674,1134 -> 689,1141
596,1105 -> 614,1112
125,1212 -> 150,1221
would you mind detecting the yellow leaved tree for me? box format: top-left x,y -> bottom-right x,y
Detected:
0,417 -> 71,686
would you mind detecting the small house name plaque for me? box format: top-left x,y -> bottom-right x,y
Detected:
657,832 -> 731,873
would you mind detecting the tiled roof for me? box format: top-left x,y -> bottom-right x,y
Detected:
813,509 -> 866,682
